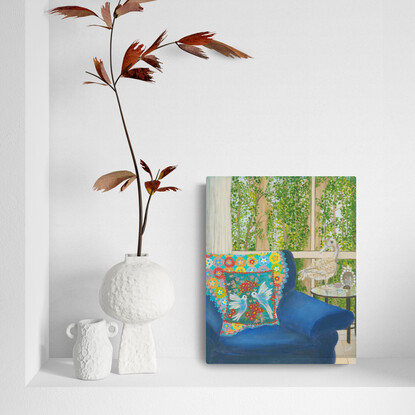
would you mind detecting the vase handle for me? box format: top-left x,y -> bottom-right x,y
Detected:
107,322 -> 119,338
66,323 -> 76,339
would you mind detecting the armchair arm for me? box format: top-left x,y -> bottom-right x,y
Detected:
278,291 -> 354,338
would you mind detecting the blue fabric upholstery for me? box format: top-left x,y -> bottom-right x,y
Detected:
206,250 -> 355,364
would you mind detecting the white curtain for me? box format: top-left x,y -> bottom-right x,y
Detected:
206,177 -> 232,254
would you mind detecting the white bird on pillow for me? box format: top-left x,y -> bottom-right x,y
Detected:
228,293 -> 248,321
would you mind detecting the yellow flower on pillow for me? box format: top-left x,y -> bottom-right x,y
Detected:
215,287 -> 226,298
270,252 -> 281,264
272,263 -> 282,273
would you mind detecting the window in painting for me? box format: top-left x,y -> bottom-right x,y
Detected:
230,176 -> 356,305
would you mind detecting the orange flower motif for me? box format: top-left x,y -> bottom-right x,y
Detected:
207,278 -> 218,289
236,257 -> 246,267
246,255 -> 258,267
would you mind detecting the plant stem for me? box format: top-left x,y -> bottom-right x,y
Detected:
142,170 -> 160,234
109,5 -> 144,256
155,41 -> 178,51
85,71 -> 115,90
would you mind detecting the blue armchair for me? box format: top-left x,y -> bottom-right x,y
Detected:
206,250 -> 354,364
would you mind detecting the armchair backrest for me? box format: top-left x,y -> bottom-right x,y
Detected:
281,250 -> 297,296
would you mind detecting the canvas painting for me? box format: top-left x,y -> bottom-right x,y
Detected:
206,176 -> 356,364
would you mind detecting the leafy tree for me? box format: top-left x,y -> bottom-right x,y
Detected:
316,176 -> 356,311
266,177 -> 311,251
316,176 -> 356,251
231,177 -> 264,251
231,176 -> 356,302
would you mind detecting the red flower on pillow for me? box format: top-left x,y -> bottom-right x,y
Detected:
224,257 -> 236,268
274,274 -> 283,285
240,279 -> 257,293
213,267 -> 224,279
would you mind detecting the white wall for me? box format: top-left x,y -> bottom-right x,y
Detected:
49,0 -> 415,360
25,0 -> 50,383
2,0 -> 415,413
0,0 -> 26,410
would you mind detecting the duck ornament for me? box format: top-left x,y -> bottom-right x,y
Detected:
298,238 -> 339,285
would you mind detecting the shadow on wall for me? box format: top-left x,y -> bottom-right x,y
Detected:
197,184 -> 207,362
50,272 -> 116,358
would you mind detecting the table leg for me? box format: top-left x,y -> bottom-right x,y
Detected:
325,297 -> 328,304
346,297 -> 351,344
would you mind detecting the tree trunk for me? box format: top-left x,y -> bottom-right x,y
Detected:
245,214 -> 254,250
236,202 -> 241,250
282,222 -> 288,249
255,177 -> 270,250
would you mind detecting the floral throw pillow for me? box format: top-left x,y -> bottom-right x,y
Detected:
224,271 -> 276,327
206,253 -> 289,336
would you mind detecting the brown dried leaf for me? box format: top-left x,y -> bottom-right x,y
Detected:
159,165 -> 177,180
157,186 -> 180,192
144,30 -> 167,56
140,160 -> 153,179
101,2 -> 112,28
145,180 -> 161,194
142,55 -> 162,71
123,68 -> 154,82
48,6 -> 98,19
115,0 -> 156,16
115,1 -> 143,17
178,32 -> 215,46
122,41 -> 145,73
93,171 -> 136,192
120,176 -> 137,192
93,58 -> 111,84
204,40 -> 251,59
88,24 -> 111,29
83,81 -> 107,86
177,44 -> 208,59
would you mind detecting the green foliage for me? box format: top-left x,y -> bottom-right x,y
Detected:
316,176 -> 356,251
231,176 -> 311,252
230,176 -> 356,300
266,177 -> 311,251
231,177 -> 265,251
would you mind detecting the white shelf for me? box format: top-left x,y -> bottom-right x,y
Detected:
28,358 -> 415,388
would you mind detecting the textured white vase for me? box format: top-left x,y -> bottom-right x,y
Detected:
66,319 -> 118,380
99,254 -> 175,374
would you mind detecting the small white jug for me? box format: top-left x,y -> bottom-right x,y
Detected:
66,319 -> 118,380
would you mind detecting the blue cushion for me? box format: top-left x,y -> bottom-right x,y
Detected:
219,324 -> 314,352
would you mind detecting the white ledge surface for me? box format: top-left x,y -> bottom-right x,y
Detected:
28,358 -> 415,388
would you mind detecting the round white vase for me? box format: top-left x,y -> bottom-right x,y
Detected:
99,254 -> 175,374
66,319 -> 118,380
